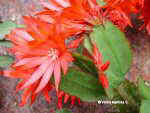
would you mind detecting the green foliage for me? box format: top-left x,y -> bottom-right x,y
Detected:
0,21 -> 23,69
83,38 -> 92,54
59,68 -> 106,102
109,80 -> 140,113
118,80 -> 140,104
0,55 -> 14,69
138,78 -> 150,100
96,0 -> 106,6
0,40 -> 13,48
84,21 -> 132,89
72,53 -> 98,77
140,100 -> 150,113
0,21 -> 24,39
139,79 -> 150,113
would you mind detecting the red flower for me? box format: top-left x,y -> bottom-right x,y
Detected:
36,0 -> 103,36
141,0 -> 150,35
19,81 -> 53,106
61,0 -> 103,25
4,16 -> 73,105
57,91 -> 81,109
92,44 -> 110,88
103,0 -> 142,30
36,0 -> 84,39
4,67 -> 54,106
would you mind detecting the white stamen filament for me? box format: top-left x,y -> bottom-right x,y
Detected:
48,48 -> 59,61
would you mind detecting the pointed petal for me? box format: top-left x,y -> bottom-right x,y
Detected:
71,96 -> 76,106
57,97 -> 63,109
98,73 -> 109,89
20,80 -> 40,106
64,93 -> 70,103
35,62 -> 54,93
54,60 -> 61,91
146,22 -> 150,35
13,57 -> 46,67
21,59 -> 51,89
23,16 -> 48,41
93,44 -> 102,64
55,0 -> 70,7
7,30 -> 28,45
30,93 -> 38,105
61,59 -> 68,75
3,70 -> 12,78
40,1 -> 62,11
37,15 -> 54,23
77,98 -> 81,105
100,61 -> 110,71
13,29 -> 34,41
58,91 -> 65,98
43,89 -> 51,103
19,88 -> 31,106
16,80 -> 27,92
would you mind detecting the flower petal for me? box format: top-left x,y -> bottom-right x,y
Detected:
43,89 -> 51,103
21,59 -> 51,89
71,96 -> 76,106
61,59 -> 68,75
16,79 -> 27,92
35,62 -> 54,93
30,93 -> 38,105
40,0 -> 62,11
19,88 -> 31,106
54,60 -> 61,91
13,57 -> 47,67
98,72 -> 109,89
57,97 -> 63,109
13,29 -> 34,41
58,91 -> 65,98
100,61 -> 110,71
93,44 -> 102,64
64,93 -> 70,103
55,0 -> 70,7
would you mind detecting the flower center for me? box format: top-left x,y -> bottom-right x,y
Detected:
48,48 -> 59,60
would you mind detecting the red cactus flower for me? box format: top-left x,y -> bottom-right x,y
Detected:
92,43 -> 110,88
38,0 -> 102,25
4,16 -> 74,105
141,0 -> 150,35
18,81 -> 53,106
57,91 -> 81,109
61,0 -> 103,25
36,0 -> 103,36
103,0 -> 142,30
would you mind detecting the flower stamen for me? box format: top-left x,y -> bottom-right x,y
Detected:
48,48 -> 59,60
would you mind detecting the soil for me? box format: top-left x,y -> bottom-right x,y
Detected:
0,0 -> 149,113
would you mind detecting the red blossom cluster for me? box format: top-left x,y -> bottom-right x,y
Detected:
57,91 -> 81,109
141,0 -> 150,34
3,0 -> 149,109
103,0 -> 142,30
